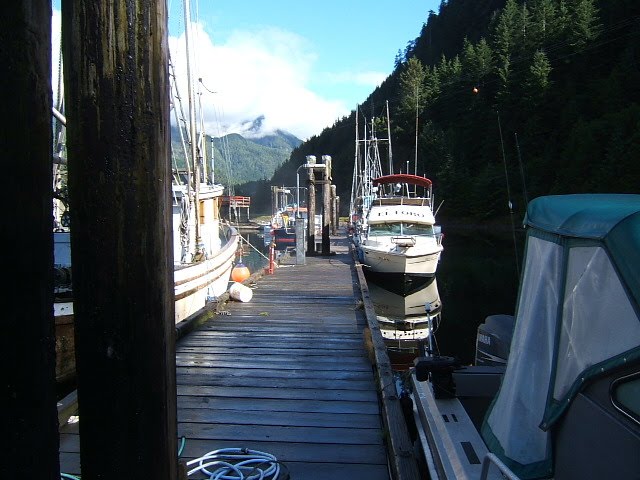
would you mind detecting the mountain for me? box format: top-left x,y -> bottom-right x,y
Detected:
264,0 -> 640,222
170,123 -> 302,187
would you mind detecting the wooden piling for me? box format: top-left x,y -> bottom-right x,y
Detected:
322,170 -> 331,255
307,169 -> 316,254
331,185 -> 338,234
62,1 -> 177,478
3,2 -> 60,478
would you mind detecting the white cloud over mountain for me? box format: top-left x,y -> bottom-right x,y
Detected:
168,23 -> 351,140
52,11 -> 386,140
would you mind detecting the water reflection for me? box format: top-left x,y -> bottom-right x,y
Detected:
236,230 -> 270,274
366,273 -> 442,370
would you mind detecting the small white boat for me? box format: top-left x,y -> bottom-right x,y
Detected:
358,174 -> 443,279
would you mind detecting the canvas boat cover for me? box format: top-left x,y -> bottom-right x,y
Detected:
481,194 -> 640,479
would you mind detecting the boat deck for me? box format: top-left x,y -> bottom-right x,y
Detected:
59,234 -> 394,479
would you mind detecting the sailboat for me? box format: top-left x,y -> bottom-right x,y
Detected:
169,0 -> 239,322
351,102 -> 443,287
51,0 -> 239,382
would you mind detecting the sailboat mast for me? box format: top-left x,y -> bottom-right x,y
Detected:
386,100 -> 393,175
414,84 -> 419,176
350,106 -> 360,220
183,0 -> 202,248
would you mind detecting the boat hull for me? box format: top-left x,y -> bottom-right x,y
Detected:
54,302 -> 75,385
53,229 -> 239,384
174,229 -> 239,323
359,244 -> 442,277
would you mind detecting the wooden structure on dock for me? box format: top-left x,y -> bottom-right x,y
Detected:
221,195 -> 252,224
303,155 -> 337,256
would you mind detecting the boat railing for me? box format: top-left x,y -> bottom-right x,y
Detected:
480,453 -> 521,480
372,196 -> 430,207
391,236 -> 416,247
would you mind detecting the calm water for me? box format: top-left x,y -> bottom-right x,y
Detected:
236,231 -> 270,274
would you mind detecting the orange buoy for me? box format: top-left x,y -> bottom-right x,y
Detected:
231,262 -> 251,283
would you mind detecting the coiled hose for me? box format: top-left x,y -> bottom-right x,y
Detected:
186,447 -> 286,479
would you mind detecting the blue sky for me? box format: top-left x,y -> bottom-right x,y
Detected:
53,1 -> 440,139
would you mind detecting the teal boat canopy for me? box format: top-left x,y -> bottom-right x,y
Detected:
526,194 -> 640,308
482,194 -> 640,479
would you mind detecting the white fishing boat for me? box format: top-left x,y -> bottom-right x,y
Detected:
358,173 -> 443,279
51,0 -> 239,381
411,194 -> 640,480
171,183 -> 239,323
349,103 -> 444,281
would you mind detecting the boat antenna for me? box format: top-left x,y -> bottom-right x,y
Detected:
497,111 -> 520,279
414,83 -> 419,176
386,100 -> 393,175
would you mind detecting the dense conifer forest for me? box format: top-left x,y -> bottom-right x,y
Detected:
244,0 -> 640,220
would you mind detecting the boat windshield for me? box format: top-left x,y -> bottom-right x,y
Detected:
369,222 -> 434,236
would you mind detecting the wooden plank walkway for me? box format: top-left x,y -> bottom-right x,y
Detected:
59,234 -> 391,479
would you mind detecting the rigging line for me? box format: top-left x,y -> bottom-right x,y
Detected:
238,233 -> 269,261
218,106 -> 235,194
199,78 -> 217,94
169,58 -> 192,190
497,110 -> 521,281
211,104 -> 231,190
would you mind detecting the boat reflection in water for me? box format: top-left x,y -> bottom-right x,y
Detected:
366,274 -> 442,369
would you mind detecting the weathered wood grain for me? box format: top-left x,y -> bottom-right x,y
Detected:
60,237 -> 397,479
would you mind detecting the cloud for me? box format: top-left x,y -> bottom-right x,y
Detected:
322,70 -> 387,88
169,23 -> 349,140
51,10 -> 349,140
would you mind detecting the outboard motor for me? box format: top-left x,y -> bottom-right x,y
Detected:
414,355 -> 461,399
475,314 -> 515,366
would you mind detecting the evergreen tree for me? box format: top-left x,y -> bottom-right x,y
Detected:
528,49 -> 552,90
399,57 -> 428,117
394,49 -> 404,70
529,0 -> 558,45
556,0 -> 572,37
493,0 -> 520,103
493,0 -> 520,59
462,37 -> 493,85
569,0 -> 601,49
526,49 -> 552,106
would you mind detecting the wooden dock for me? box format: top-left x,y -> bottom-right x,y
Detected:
59,234 -> 419,478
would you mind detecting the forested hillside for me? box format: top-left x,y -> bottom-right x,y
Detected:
252,0 -> 640,220
171,127 -> 300,189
